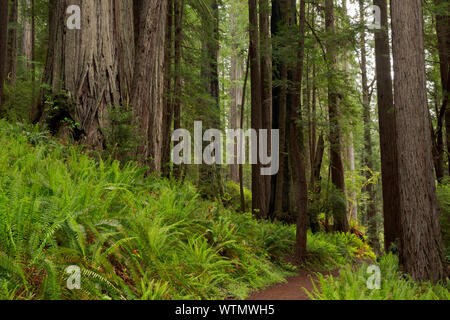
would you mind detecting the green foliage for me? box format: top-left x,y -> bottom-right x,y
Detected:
437,181 -> 450,260
221,181 -> 252,212
0,120 -> 295,300
306,253 -> 450,300
102,105 -> 141,161
305,231 -> 375,271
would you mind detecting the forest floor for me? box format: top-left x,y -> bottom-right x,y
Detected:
247,267 -> 339,300
247,254 -> 341,300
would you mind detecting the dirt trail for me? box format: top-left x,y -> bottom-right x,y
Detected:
247,268 -> 340,300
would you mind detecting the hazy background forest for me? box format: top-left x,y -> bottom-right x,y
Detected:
0,0 -> 449,300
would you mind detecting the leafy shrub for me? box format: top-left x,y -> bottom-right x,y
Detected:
306,253 -> 450,300
437,181 -> 450,260
221,181 -> 252,212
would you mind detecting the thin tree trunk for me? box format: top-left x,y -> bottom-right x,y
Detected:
7,0 -> 18,85
240,55 -> 250,213
374,0 -> 401,253
260,0 -> 272,214
249,0 -> 264,217
0,0 -> 8,112
359,0 -> 379,253
173,0 -> 184,179
162,0 -> 174,177
20,0 -> 32,73
325,0 -> 348,232
290,0 -> 308,262
391,0 -> 445,281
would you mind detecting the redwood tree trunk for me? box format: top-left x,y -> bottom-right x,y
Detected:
0,0 -> 8,112
37,0 -> 135,149
290,0 -> 308,261
132,0 -> 168,172
391,0 -> 445,281
249,0 -> 264,217
7,0 -> 18,85
325,0 -> 348,232
374,0 -> 401,253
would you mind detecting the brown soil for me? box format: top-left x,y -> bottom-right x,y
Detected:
247,267 -> 340,300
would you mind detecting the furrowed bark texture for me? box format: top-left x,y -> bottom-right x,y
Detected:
391,0 -> 445,281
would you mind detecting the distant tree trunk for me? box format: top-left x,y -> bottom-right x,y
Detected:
229,10 -> 243,184
37,0 -> 135,149
162,0 -> 174,177
240,55 -> 250,212
290,0 -> 308,262
20,0 -> 32,72
249,0 -> 264,217
260,0 -> 272,213
346,133 -> 357,222
391,0 -> 445,281
374,0 -> 401,253
173,0 -> 184,179
132,0 -> 168,172
325,0 -> 348,232
433,0 -> 450,177
7,0 -> 18,84
359,0 -> 379,253
269,0 -> 283,218
0,0 -> 8,112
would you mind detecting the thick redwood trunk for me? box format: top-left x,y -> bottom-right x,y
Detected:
132,0 -> 168,172
391,0 -> 445,281
37,0 -> 135,149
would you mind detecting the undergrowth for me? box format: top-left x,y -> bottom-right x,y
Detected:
306,253 -> 450,300
0,120 -> 368,300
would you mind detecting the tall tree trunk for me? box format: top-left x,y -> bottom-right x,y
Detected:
229,10 -> 243,184
0,0 -> 8,112
173,0 -> 184,179
249,0 -> 264,217
37,0 -> 135,148
391,0 -> 445,281
20,0 -> 32,72
260,0 -> 272,213
162,0 -> 174,177
346,132 -> 358,222
290,0 -> 308,261
433,0 -> 450,177
359,0 -> 379,253
132,0 -> 168,172
7,0 -> 18,85
374,0 -> 401,253
325,0 -> 348,232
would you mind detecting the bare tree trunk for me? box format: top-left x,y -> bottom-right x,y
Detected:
325,0 -> 348,232
346,132 -> 358,222
173,0 -> 184,179
7,0 -> 18,84
374,0 -> 401,253
162,0 -> 174,177
260,0 -> 272,213
20,0 -> 32,73
132,0 -> 168,172
0,0 -> 8,112
391,0 -> 445,281
229,10 -> 243,184
290,0 -> 308,261
433,0 -> 450,177
249,0 -> 264,217
240,56 -> 250,212
37,0 -> 135,149
359,0 -> 379,253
